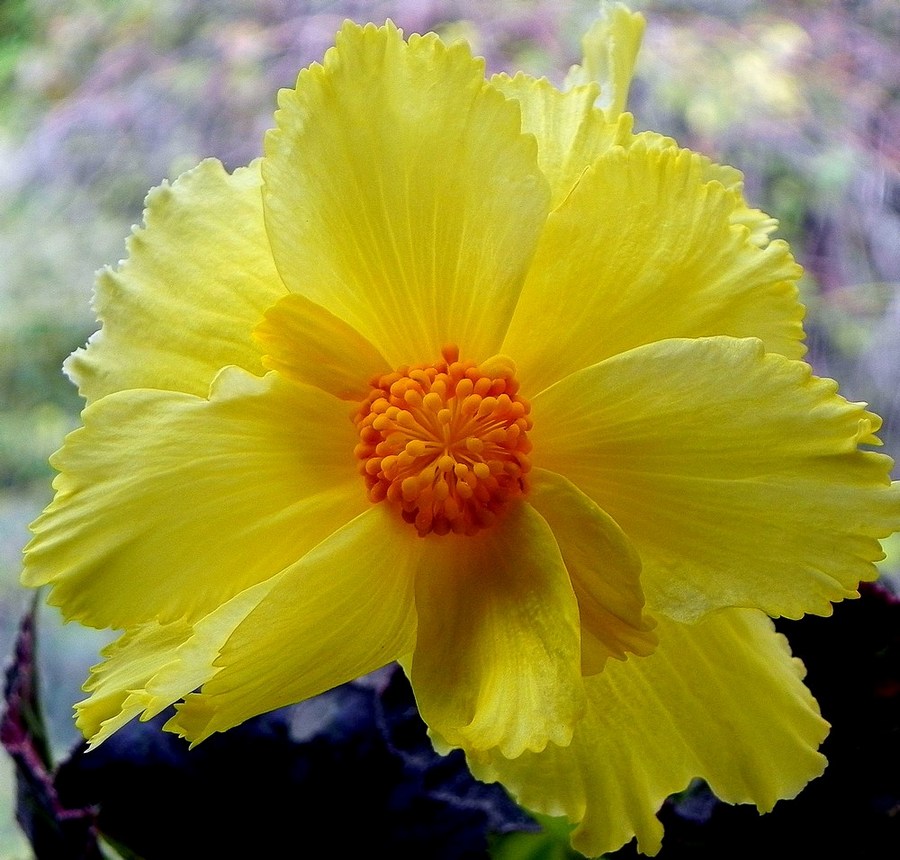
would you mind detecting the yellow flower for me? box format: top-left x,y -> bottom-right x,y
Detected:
22,5 -> 900,856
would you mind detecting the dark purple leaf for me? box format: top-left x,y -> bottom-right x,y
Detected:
53,665 -> 534,859
1,600 -> 103,860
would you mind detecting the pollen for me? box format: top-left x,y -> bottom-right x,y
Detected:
354,344 -> 533,536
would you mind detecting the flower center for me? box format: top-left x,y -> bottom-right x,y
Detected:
354,344 -> 533,536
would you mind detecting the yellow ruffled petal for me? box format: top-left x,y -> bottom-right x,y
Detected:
504,143 -> 805,395
76,578 -> 275,747
76,621 -> 191,746
532,336 -> 900,622
467,609 -> 828,857
262,21 -> 549,366
68,159 -> 286,404
23,368 -> 366,628
634,130 -> 779,246
254,293 -> 389,400
490,73 -> 632,209
169,507 -> 420,743
528,468 -> 656,673
564,2 -> 646,120
410,501 -> 584,759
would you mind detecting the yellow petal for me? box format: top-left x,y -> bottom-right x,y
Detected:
564,2 -> 646,120
634,130 -> 779,246
169,507 -> 419,743
76,578 -> 275,747
468,609 -> 828,857
23,368 -> 366,628
262,21 -> 550,366
490,73 -> 632,209
505,143 -> 805,395
532,336 -> 900,621
68,159 -> 286,404
254,293 -> 389,400
410,501 -> 584,758
76,620 -> 191,746
528,469 -> 656,674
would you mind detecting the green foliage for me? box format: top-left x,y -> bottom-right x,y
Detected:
0,0 -> 33,43
492,813 -> 585,860
1,321 -> 85,412
0,320 -> 89,487
0,0 -> 35,96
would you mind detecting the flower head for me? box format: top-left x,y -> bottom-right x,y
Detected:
22,4 -> 900,856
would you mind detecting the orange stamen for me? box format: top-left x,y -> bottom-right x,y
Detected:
354,344 -> 532,536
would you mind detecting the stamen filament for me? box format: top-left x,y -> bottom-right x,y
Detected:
354,344 -> 532,536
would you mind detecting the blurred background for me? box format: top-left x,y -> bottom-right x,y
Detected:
0,0 -> 898,855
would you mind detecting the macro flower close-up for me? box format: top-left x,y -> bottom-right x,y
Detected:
18,3 -> 900,857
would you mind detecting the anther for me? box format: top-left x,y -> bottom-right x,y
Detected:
353,346 -> 532,536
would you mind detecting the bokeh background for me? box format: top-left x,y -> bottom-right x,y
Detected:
1,0 -> 898,856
